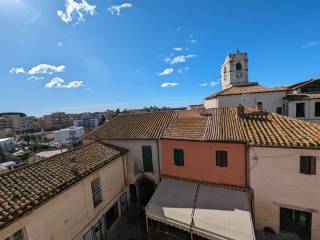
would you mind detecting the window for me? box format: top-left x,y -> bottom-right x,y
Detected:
300,156 -> 316,175
315,102 -> 320,117
91,178 -> 102,208
216,151 -> 228,167
5,229 -> 26,240
236,62 -> 242,70
120,192 -> 128,215
276,107 -> 282,115
105,202 -> 119,229
142,146 -> 153,172
296,103 -> 305,117
174,149 -> 184,166
83,228 -> 94,240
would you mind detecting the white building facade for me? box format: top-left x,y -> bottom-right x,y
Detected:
0,138 -> 14,153
204,51 -> 320,122
250,147 -> 320,239
53,126 -> 84,144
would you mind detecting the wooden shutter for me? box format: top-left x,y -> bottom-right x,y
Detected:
174,149 -> 184,166
300,156 -> 316,175
216,151 -> 228,167
142,146 -> 153,172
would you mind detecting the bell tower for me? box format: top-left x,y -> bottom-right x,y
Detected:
221,50 -> 248,90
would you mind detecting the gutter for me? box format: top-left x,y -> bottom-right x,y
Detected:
157,140 -> 161,182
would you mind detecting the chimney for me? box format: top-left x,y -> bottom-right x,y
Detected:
69,157 -> 78,174
236,105 -> 245,118
256,102 -> 263,111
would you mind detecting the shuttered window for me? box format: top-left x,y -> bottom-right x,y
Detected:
142,146 -> 153,172
91,178 -> 102,208
296,103 -> 305,117
315,102 -> 320,117
300,156 -> 316,175
216,151 -> 228,167
174,149 -> 184,166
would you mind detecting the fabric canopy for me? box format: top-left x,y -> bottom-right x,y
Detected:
146,178 -> 255,240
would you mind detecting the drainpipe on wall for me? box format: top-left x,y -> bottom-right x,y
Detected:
157,140 -> 161,182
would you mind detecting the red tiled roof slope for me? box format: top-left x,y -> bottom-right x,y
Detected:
85,111 -> 178,140
205,85 -> 287,99
0,141 -> 127,229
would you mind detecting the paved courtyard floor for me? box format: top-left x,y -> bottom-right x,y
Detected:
108,204 -> 147,240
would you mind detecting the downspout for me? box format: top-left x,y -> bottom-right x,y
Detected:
245,143 -> 249,187
157,140 -> 161,182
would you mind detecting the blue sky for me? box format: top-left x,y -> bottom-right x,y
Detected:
1,0 -> 320,116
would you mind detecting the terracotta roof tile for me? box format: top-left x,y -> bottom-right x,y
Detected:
284,93 -> 320,101
84,111 -> 178,140
163,113 -> 208,140
205,84 -> 288,99
0,141 -> 127,229
162,107 -> 320,148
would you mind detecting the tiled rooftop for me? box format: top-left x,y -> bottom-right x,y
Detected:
284,93 -> 320,101
85,111 -> 178,140
0,141 -> 127,229
205,84 -> 287,99
163,107 -> 320,148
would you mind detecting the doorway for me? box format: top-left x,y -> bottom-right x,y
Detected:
129,184 -> 137,203
138,177 -> 155,206
280,207 -> 312,239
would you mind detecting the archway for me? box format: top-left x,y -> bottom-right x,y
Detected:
138,177 -> 155,206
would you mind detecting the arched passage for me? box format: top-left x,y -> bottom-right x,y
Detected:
138,177 -> 155,206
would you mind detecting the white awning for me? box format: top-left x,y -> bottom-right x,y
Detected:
146,178 -> 197,232
192,184 -> 255,240
146,178 -> 255,240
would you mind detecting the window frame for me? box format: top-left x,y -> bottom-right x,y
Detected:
276,107 -> 283,115
216,150 -> 228,167
236,62 -> 242,70
296,102 -> 305,118
91,178 -> 103,208
315,102 -> 320,117
5,229 -> 26,240
173,149 -> 184,166
300,156 -> 316,175
142,145 -> 153,172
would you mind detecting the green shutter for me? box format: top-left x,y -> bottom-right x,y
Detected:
174,149 -> 184,166
142,146 -> 153,172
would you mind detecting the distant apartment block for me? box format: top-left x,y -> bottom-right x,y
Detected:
73,112 -> 103,130
43,112 -> 72,130
53,126 -> 84,144
0,138 -> 14,153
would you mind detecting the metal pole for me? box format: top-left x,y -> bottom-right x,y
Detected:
146,216 -> 149,233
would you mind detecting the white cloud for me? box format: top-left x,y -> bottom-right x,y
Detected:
9,67 -> 25,74
45,77 -> 84,89
108,3 -> 132,16
173,47 -> 183,52
303,41 -> 320,48
161,82 -> 178,88
28,76 -> 44,81
28,64 -> 66,75
57,42 -> 63,47
164,57 -> 171,63
177,69 -> 183,74
200,81 -> 219,87
186,39 -> 198,43
170,54 -> 197,65
57,0 -> 96,24
176,26 -> 182,31
159,68 -> 174,76
184,66 -> 190,71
